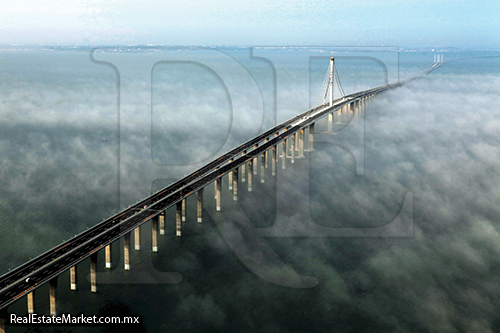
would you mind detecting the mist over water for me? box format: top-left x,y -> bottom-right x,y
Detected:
0,47 -> 499,332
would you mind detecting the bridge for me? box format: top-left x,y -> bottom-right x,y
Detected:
0,54 -> 444,331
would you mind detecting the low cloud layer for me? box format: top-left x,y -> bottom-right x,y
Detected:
1,50 -> 499,332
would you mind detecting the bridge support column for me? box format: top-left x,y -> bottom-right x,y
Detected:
233,168 -> 238,200
152,216 -> 158,252
90,253 -> 97,293
134,226 -> 141,251
182,199 -> 186,222
228,158 -> 233,191
282,139 -> 286,169
124,232 -> 130,270
253,145 -> 258,175
241,152 -> 246,182
27,291 -> 34,314
248,160 -> 253,192
308,123 -> 315,151
160,211 -> 165,235
291,134 -> 295,163
197,188 -> 203,222
272,145 -> 277,176
105,245 -> 112,269
297,129 -> 304,158
70,265 -> 77,290
176,201 -> 182,236
328,113 -> 333,132
0,307 -> 6,333
215,178 -> 221,211
265,138 -> 269,168
49,277 -> 57,316
334,108 -> 339,124
260,153 -> 265,183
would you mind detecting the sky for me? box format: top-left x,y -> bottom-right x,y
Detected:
0,0 -> 499,48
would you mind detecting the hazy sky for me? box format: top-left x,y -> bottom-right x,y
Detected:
1,0 -> 498,47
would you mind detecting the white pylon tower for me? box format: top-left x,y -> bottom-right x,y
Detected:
329,56 -> 334,106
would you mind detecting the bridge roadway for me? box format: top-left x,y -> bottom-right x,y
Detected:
0,62 -> 443,310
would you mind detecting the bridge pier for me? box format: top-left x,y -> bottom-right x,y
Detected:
176,201 -> 182,236
90,253 -> 97,293
182,199 -> 186,222
260,153 -> 265,183
334,107 -> 343,124
105,245 -> 112,269
197,188 -> 203,222
70,265 -> 77,290
248,160 -> 253,192
297,129 -> 305,158
265,138 -> 269,168
152,216 -> 158,252
160,211 -> 165,235
253,144 -> 258,175
27,291 -> 34,314
134,226 -> 141,251
233,168 -> 238,200
0,307 -> 7,333
215,178 -> 221,211
124,232 -> 130,270
328,113 -> 333,132
228,158 -> 233,191
291,133 -> 295,163
272,145 -> 277,176
241,151 -> 246,182
282,139 -> 286,169
308,123 -> 315,151
49,277 -> 57,316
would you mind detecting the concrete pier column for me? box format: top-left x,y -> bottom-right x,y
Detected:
176,201 -> 182,236
272,145 -> 277,176
308,123 -> 315,151
0,307 -> 6,333
228,158 -> 233,191
291,134 -> 295,163
350,103 -> 354,114
152,216 -> 158,252
328,113 -> 333,132
105,245 -> 112,269
182,199 -> 186,222
260,153 -> 265,183
232,168 -> 238,200
265,138 -> 269,168
248,160 -> 253,192
298,129 -> 304,158
335,107 -> 341,124
241,151 -> 246,182
27,291 -> 35,314
253,144 -> 258,175
215,178 -> 221,211
124,232 -> 130,270
134,226 -> 141,251
295,133 -> 299,152
159,211 -> 165,235
90,252 -> 97,293
70,265 -> 77,290
197,188 -> 203,222
49,277 -> 57,316
282,139 -> 286,169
